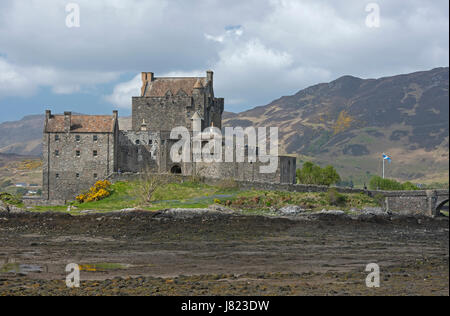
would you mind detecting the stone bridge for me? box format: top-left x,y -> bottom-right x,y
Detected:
375,190 -> 449,217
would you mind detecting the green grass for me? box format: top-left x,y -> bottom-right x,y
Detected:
0,192 -> 24,208
30,180 -> 240,214
0,263 -> 19,273
29,180 -> 380,215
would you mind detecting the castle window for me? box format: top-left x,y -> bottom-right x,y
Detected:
93,150 -> 98,157
93,135 -> 98,142
93,173 -> 98,179
135,140 -> 140,145
76,173 -> 80,178
55,135 -> 59,141
149,140 -> 153,145
55,150 -> 59,157
55,173 -> 60,179
76,150 -> 80,157
75,135 -> 81,142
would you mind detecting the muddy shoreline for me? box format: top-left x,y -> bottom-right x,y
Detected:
0,211 -> 448,296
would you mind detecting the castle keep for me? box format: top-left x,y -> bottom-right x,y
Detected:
42,71 -> 296,201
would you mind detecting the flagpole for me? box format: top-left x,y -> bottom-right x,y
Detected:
382,153 -> 385,179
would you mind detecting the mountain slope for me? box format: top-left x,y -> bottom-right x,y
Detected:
223,67 -> 449,184
0,115 -> 44,156
0,67 -> 448,184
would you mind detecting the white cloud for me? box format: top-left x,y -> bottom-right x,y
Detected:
0,0 -> 448,112
0,58 -> 32,97
205,25 -> 244,43
104,74 -> 141,108
211,39 -> 331,111
0,57 -> 119,98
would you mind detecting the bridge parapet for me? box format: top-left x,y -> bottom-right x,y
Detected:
369,189 -> 449,217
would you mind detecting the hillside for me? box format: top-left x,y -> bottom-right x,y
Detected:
0,115 -> 44,156
223,67 -> 449,185
0,67 -> 448,185
0,153 -> 42,193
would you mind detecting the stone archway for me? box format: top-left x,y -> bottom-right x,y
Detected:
170,165 -> 182,174
436,199 -> 449,216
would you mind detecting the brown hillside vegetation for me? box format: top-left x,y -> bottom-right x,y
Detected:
223,67 -> 449,184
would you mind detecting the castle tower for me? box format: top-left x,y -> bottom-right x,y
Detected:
131,70 -> 224,132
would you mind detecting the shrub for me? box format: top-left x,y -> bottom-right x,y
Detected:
373,193 -> 385,206
402,182 -> 419,191
0,192 -> 22,206
369,176 -> 419,191
296,162 -> 341,186
326,188 -> 347,206
76,180 -> 112,203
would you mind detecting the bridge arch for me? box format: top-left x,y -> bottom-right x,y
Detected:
436,199 -> 449,216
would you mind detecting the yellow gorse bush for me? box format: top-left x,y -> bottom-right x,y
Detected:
76,180 -> 111,203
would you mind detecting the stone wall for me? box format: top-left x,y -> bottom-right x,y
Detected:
117,131 -> 160,173
107,172 -> 365,194
195,156 -> 295,184
377,190 -> 449,216
132,96 -> 194,132
42,130 -> 117,201
23,196 -> 67,206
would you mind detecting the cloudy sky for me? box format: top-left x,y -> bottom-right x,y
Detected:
0,0 -> 448,122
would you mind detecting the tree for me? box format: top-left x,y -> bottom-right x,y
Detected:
297,162 -> 341,186
322,165 -> 341,186
138,167 -> 173,205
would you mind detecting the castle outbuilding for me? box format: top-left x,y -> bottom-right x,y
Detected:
42,71 -> 296,201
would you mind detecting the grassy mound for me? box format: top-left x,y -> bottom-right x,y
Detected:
30,180 -> 380,215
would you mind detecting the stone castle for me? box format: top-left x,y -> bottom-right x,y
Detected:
42,71 -> 296,201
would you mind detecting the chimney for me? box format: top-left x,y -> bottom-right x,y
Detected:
64,112 -> 71,133
142,72 -> 154,82
113,110 -> 118,120
206,70 -> 213,85
141,72 -> 154,96
44,110 -> 51,131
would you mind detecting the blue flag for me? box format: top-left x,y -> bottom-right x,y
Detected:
383,154 -> 392,162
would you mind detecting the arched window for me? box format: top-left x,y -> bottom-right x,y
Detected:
170,165 -> 182,174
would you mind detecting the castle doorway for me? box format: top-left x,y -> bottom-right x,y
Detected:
170,165 -> 182,174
